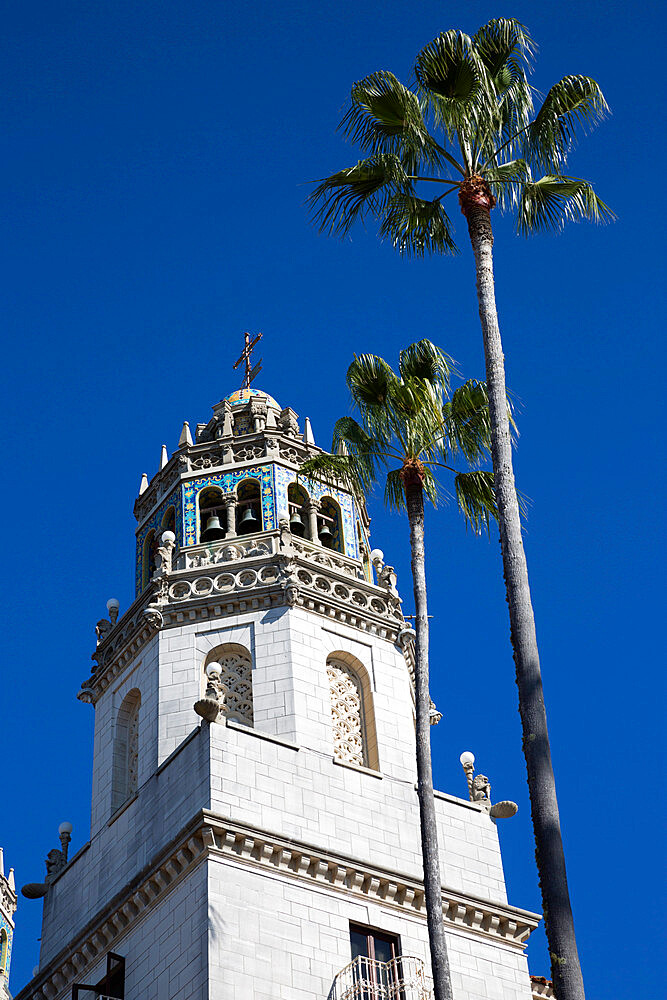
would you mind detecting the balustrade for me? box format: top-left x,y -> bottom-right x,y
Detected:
330,955 -> 432,1000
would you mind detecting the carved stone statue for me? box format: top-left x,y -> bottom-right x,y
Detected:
45,849 -> 66,878
156,534 -> 175,575
95,619 -> 111,646
472,773 -> 491,802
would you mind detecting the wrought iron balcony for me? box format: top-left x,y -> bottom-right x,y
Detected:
330,955 -> 433,1000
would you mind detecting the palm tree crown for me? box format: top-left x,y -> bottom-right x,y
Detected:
310,18 -> 613,250
301,340 -> 499,530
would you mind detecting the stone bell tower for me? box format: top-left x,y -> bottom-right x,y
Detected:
0,849 -> 16,1000
15,360 -> 542,1000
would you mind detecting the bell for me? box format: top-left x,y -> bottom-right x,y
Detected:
289,511 -> 306,537
318,523 -> 334,548
201,514 -> 226,542
238,506 -> 259,534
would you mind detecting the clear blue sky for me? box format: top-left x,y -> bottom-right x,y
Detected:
1,1 -> 664,995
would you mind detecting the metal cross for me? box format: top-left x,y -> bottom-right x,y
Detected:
233,331 -> 263,389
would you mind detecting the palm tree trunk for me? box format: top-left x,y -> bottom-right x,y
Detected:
404,476 -> 454,1000
464,203 -> 585,1000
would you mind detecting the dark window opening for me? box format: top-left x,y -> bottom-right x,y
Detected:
72,952 -> 125,1000
349,925 -> 401,998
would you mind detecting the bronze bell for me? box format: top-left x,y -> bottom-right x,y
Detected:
318,523 -> 334,548
289,511 -> 306,536
238,506 -> 259,534
201,514 -> 226,542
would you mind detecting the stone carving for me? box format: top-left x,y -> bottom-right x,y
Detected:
216,650 -> 254,726
143,606 -> 164,629
378,563 -> 399,597
472,774 -> 491,803
278,407 -> 300,436
327,660 -> 366,768
156,534 -> 175,575
279,445 -> 300,464
233,443 -> 264,463
95,619 -> 111,646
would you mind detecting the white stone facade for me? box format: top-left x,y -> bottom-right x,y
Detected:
15,387 -> 540,1000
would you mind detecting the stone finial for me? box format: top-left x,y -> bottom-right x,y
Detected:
160,444 -> 169,469
221,401 -> 233,438
139,473 -> 149,495
304,417 -> 316,446
179,421 -> 193,447
7,868 -> 14,892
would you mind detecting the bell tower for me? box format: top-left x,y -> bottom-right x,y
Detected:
0,849 -> 16,1000
15,357 -> 541,1000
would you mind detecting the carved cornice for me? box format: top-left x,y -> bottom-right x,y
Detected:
82,540 -> 407,705
531,977 -> 554,999
16,810 -> 540,999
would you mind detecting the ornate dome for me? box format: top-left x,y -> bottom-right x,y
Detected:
224,387 -> 281,410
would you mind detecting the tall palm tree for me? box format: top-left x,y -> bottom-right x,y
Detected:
308,19 -> 613,1000
302,340 -> 499,1000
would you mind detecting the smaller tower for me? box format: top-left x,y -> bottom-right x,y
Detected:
0,849 -> 16,1000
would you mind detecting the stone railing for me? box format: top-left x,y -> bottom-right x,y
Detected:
176,532 -> 278,570
330,955 -> 432,1000
291,536 -> 365,580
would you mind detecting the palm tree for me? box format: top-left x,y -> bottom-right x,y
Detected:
302,340 -> 499,1000
308,19 -> 613,1000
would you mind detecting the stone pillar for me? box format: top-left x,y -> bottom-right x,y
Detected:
223,494 -> 237,538
305,499 -> 321,543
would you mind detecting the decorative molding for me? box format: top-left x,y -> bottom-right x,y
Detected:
531,977 -> 554,999
16,810 -> 541,1000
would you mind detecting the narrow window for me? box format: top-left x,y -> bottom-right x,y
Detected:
112,690 -> 141,813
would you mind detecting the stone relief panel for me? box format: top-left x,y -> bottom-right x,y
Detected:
214,648 -> 254,727
327,659 -> 366,767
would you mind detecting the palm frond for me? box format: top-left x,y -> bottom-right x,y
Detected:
421,465 -> 443,507
455,470 -> 498,533
384,468 -> 406,512
398,340 -> 456,389
526,75 -> 610,173
414,30 -> 489,147
340,71 -> 445,173
379,193 -> 459,257
346,353 -> 399,409
517,174 -> 615,235
472,17 -> 535,76
484,157 -> 529,211
308,154 -> 411,238
443,379 -> 492,463
299,453 -> 369,501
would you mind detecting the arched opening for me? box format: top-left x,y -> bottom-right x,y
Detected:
287,482 -> 308,537
236,478 -> 262,535
0,928 -> 8,974
142,530 -> 157,589
161,505 -> 176,535
204,644 -> 253,727
111,689 -> 141,813
326,653 -> 379,770
319,497 -> 343,553
199,487 -> 226,543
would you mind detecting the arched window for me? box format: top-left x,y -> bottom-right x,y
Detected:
142,530 -> 157,590
236,478 -> 262,535
287,482 -> 308,537
319,497 -> 343,553
0,928 -> 8,974
112,689 -> 141,813
199,487 -> 226,542
204,644 -> 253,726
326,655 -> 378,770
161,505 -> 176,536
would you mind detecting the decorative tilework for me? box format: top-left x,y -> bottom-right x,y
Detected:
0,914 -> 12,978
182,466 -> 275,547
274,465 -> 359,559
225,387 -> 281,409
135,492 -> 183,596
